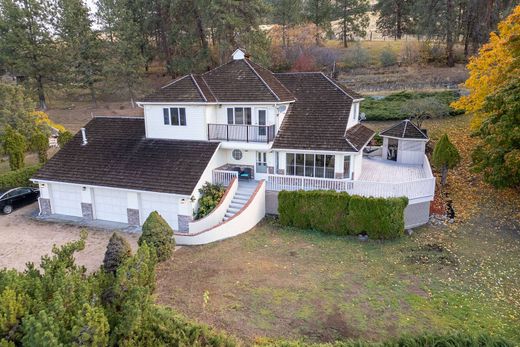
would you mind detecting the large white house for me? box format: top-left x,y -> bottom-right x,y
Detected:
32,49 -> 435,245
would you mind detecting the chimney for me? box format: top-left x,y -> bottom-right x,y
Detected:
80,128 -> 88,146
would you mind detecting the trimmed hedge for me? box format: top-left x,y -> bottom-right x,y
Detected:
0,164 -> 41,190
278,190 -> 408,239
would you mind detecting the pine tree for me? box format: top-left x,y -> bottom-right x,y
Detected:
0,0 -> 57,110
269,0 -> 303,47
373,0 -> 415,40
103,233 -> 132,274
305,0 -> 334,45
138,211 -> 175,262
54,0 -> 103,106
432,134 -> 461,186
0,83 -> 35,138
335,0 -> 370,47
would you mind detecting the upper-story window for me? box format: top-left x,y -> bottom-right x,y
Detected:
163,107 -> 186,126
227,107 -> 252,125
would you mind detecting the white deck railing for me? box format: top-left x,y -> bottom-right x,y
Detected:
266,156 -> 436,201
212,170 -> 238,186
267,175 -> 354,192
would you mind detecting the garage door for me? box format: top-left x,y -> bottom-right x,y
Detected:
140,193 -> 178,229
93,188 -> 128,223
51,184 -> 82,217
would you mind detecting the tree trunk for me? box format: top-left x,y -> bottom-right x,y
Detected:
36,75 -> 47,110
441,164 -> 448,186
89,81 -> 97,107
282,24 -> 287,47
396,1 -> 402,40
343,17 -> 348,48
315,23 -> 320,46
446,0 -> 455,67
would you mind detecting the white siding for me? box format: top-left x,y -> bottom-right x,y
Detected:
50,183 -> 82,217
144,105 -> 207,140
140,193 -> 179,229
93,188 -> 128,223
353,152 -> 363,179
397,139 -> 426,165
346,101 -> 360,129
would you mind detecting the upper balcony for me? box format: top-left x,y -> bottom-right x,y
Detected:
208,123 -> 276,143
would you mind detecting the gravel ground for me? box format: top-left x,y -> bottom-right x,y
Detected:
0,203 -> 139,273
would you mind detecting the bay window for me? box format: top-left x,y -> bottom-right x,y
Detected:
286,153 -> 335,178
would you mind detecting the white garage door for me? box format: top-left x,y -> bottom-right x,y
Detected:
140,193 -> 178,229
51,184 -> 82,217
93,188 -> 128,223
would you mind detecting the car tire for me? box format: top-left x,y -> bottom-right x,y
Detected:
2,205 -> 13,215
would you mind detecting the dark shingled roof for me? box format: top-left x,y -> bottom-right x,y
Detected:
141,59 -> 295,103
142,75 -> 207,102
344,124 -> 375,151
272,72 -> 373,152
380,119 -> 428,139
33,117 -> 219,195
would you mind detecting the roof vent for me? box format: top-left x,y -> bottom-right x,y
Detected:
80,128 -> 88,146
232,48 -> 246,60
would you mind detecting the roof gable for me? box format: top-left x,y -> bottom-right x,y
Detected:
273,72 -> 369,152
142,75 -> 206,103
380,120 -> 428,140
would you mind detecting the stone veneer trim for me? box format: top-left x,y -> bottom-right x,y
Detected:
178,215 -> 192,233
39,198 -> 52,215
127,208 -> 140,226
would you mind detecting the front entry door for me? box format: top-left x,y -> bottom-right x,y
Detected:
256,151 -> 268,180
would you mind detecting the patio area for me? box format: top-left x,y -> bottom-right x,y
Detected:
358,156 -> 430,183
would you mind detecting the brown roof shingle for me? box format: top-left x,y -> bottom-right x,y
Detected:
142,75 -> 207,102
272,72 -> 372,152
140,59 -> 295,103
345,124 -> 375,151
380,120 -> 428,139
33,117 -> 219,195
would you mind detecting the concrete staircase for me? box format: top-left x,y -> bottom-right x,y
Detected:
223,180 -> 258,222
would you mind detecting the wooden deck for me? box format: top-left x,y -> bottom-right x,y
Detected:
358,157 -> 429,183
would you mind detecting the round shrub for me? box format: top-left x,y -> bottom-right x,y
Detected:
138,211 -> 175,262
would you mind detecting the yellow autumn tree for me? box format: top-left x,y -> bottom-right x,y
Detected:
31,111 -> 66,133
451,5 -> 520,130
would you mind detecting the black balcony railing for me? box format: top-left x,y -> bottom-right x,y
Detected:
208,124 -> 275,143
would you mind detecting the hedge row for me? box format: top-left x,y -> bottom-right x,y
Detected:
0,164 -> 41,190
278,190 -> 408,239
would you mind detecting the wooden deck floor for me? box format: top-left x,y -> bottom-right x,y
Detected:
358,157 -> 429,183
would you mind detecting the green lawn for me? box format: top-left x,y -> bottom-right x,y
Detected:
156,203 -> 520,344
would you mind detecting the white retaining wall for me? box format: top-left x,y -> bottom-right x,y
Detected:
174,181 -> 266,245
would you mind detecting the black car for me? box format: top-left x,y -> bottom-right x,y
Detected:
0,187 -> 40,214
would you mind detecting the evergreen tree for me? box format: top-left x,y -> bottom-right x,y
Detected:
373,0 -> 415,40
58,130 -> 74,147
305,0 -> 334,45
138,211 -> 175,262
96,0 -> 145,106
432,134 -> 461,186
54,0 -> 103,105
269,0 -> 303,47
334,0 -> 370,47
29,130 -> 48,164
2,126 -> 26,170
103,233 -> 132,274
0,83 -> 35,138
0,0 -> 58,109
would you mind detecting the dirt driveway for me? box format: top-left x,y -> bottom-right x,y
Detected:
0,203 -> 139,273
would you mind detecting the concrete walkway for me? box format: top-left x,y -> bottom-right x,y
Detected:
34,211 -> 142,233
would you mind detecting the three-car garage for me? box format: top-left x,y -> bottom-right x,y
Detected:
44,182 -> 182,229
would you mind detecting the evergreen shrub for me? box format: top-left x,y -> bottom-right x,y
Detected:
139,211 -> 175,262
0,164 -> 41,189
278,190 -> 408,239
